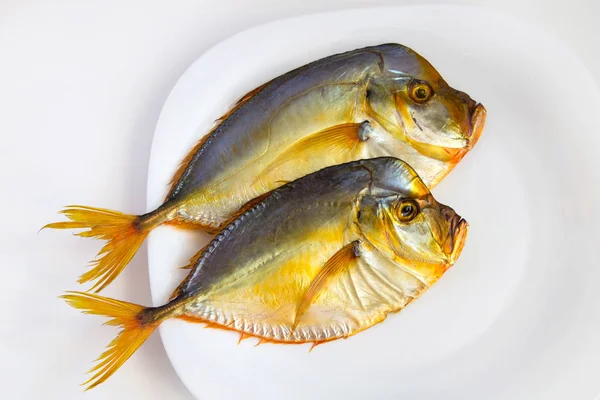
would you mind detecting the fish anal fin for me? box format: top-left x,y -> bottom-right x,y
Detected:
238,332 -> 251,344
256,122 -> 367,184
293,241 -> 360,330
308,341 -> 325,353
175,314 -> 352,348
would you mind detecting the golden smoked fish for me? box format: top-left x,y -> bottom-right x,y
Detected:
46,43 -> 484,291
63,157 -> 469,389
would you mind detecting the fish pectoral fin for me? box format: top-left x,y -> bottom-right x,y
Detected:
293,241 -> 360,330
256,122 -> 369,182
407,135 -> 465,163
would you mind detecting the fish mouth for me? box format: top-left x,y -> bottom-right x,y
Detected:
442,216 -> 469,265
401,103 -> 485,164
467,103 -> 486,148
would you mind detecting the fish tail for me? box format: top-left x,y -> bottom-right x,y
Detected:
61,291 -> 169,390
43,205 -> 167,292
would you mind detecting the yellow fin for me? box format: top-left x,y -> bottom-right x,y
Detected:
238,332 -> 251,344
165,135 -> 212,200
179,244 -> 209,270
406,136 -> 465,163
43,206 -> 152,292
230,79 -> 273,109
168,246 -> 208,301
293,241 -> 360,330
168,273 -> 191,302
61,292 -> 161,390
256,122 -> 367,183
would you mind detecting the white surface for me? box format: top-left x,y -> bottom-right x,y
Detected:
1,1 -> 599,399
146,5 -> 600,400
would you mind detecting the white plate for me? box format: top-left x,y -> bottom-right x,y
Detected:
146,5 -> 600,400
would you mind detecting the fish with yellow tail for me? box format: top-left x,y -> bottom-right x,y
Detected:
62,157 -> 468,390
46,43 -> 483,292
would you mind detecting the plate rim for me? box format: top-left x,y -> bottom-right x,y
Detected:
146,4 -> 600,400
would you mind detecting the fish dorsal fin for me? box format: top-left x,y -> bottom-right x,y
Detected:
293,241 -> 360,330
168,232 -> 221,301
168,190 -> 275,301
212,78 -> 274,126
168,247 -> 206,301
232,79 -> 273,109
254,122 -> 370,186
165,134 -> 212,201
168,278 -> 187,302
166,79 -> 274,200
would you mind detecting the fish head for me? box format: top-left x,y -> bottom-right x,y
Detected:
395,78 -> 485,150
394,51 -> 485,158
368,47 -> 486,183
357,158 -> 468,270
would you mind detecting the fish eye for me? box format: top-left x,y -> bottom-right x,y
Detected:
409,81 -> 434,103
396,200 -> 419,222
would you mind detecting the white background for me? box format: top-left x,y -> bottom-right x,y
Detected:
1,1 -> 598,399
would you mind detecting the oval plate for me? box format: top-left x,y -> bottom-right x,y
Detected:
147,5 -> 600,400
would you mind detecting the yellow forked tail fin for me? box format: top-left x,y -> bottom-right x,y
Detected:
62,292 -> 161,390
43,206 -> 153,292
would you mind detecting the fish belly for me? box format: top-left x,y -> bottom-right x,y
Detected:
183,244 -> 431,344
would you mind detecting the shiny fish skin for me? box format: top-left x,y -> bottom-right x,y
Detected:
167,43 -> 484,228
46,43 -> 484,292
175,157 -> 468,342
62,157 -> 469,389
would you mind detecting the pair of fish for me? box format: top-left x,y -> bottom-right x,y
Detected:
49,43 -> 485,389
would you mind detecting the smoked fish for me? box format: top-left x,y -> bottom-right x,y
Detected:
47,44 -> 483,291
63,157 -> 468,389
